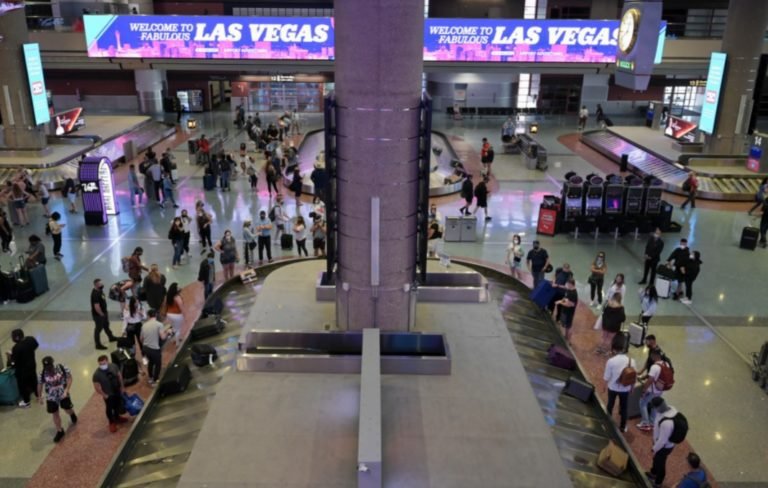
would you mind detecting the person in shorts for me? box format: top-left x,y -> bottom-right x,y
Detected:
311,215 -> 326,257
554,279 -> 578,344
37,356 -> 77,443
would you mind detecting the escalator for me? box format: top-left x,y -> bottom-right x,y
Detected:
581,129 -> 761,201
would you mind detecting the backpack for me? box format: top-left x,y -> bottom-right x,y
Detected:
662,412 -> 688,443
654,361 -> 675,391
121,256 -> 131,273
618,356 -> 637,386
682,179 -> 691,192
268,206 -> 276,222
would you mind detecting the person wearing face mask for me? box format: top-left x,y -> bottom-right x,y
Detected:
37,356 -> 77,443
91,279 -> 117,350
665,239 -> 689,301
526,240 -> 550,289
639,228 -> 664,285
197,251 -> 216,300
92,355 -> 125,433
214,230 -> 239,281
256,210 -> 274,264
678,250 -> 702,305
589,251 -> 607,307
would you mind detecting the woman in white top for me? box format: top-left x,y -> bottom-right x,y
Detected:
606,273 -> 627,302
505,234 -> 524,280
122,296 -> 146,353
242,220 -> 257,266
311,196 -> 326,220
639,285 -> 659,327
36,181 -> 51,217
293,216 -> 308,257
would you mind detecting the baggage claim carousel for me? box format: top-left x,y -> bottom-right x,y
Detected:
98,258 -> 650,488
581,129 -> 763,201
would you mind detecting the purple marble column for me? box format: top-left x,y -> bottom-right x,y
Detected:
334,0 -> 424,330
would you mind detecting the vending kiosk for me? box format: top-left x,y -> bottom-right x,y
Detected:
584,175 -> 604,217
624,176 -> 645,215
79,156 -> 119,226
603,175 -> 625,215
563,174 -> 584,221
643,177 -> 663,215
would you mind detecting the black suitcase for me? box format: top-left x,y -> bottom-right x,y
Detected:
740,226 -> 759,250
190,316 -> 225,341
614,331 -> 630,354
281,233 -> 293,250
627,385 -> 644,419
15,280 -> 36,303
563,376 -> 594,402
190,344 -> 218,367
655,264 -> 676,280
201,297 -> 223,318
603,117 -> 614,127
111,348 -> 139,386
203,174 -> 216,191
0,270 -> 16,301
159,364 -> 191,397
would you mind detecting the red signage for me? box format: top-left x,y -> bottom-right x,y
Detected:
664,115 -> 697,143
537,207 -> 558,236
53,107 -> 84,135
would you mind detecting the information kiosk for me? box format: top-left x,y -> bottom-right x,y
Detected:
79,156 -> 119,226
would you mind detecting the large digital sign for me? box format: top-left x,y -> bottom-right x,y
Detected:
22,43 -> 51,125
700,52 -> 727,135
84,15 -> 335,59
85,15 -> 665,64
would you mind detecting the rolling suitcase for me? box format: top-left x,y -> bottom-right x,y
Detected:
159,363 -> 191,397
655,276 -> 671,299
281,233 -> 293,250
614,331 -> 630,354
201,297 -> 223,318
190,316 -> 225,341
0,269 -> 16,301
27,265 -> 49,296
190,344 -> 218,367
15,279 -> 36,303
563,376 -> 594,402
0,368 -> 20,405
740,226 -> 759,250
203,174 -> 216,190
530,281 -> 556,309
111,348 -> 139,386
546,344 -> 576,370
628,322 -> 646,347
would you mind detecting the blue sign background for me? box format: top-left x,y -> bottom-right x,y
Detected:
700,52 -> 727,135
22,43 -> 50,125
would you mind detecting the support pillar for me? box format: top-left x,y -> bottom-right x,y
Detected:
134,69 -> 166,115
334,0 -> 424,331
0,9 -> 48,150
706,0 -> 768,154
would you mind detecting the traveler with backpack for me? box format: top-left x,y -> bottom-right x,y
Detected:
648,397 -> 687,487
638,335 -> 673,377
677,452 -> 710,488
680,171 -> 698,210
636,349 -> 674,432
602,334 -> 637,433
37,356 -> 77,443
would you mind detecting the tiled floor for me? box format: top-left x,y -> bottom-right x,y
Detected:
1,109 -> 766,486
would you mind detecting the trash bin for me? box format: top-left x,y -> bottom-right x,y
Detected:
460,216 -> 477,242
444,217 -> 462,242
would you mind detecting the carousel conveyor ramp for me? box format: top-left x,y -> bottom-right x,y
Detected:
100,259 -> 650,488
580,129 -> 761,201
456,260 -> 652,488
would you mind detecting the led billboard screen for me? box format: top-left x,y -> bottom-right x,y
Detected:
700,52 -> 727,135
84,16 -> 665,64
22,43 -> 51,125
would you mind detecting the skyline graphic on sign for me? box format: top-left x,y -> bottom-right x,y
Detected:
83,15 -> 666,64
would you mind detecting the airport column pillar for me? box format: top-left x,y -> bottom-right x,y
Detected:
134,69 -> 166,115
0,8 -> 48,150
334,0 -> 424,331
706,0 -> 768,154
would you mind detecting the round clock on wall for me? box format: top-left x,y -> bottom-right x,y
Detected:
618,8 -> 641,54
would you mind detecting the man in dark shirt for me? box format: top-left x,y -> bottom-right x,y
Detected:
639,335 -> 673,377
666,239 -> 689,300
92,355 -> 125,432
458,175 -> 474,216
526,240 -> 550,289
7,329 -> 39,407
639,228 -> 664,285
90,279 -> 116,350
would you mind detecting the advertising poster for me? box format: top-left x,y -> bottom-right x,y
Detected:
84,15 -> 335,59
664,115 -> 698,143
22,43 -> 51,126
700,52 -> 727,134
